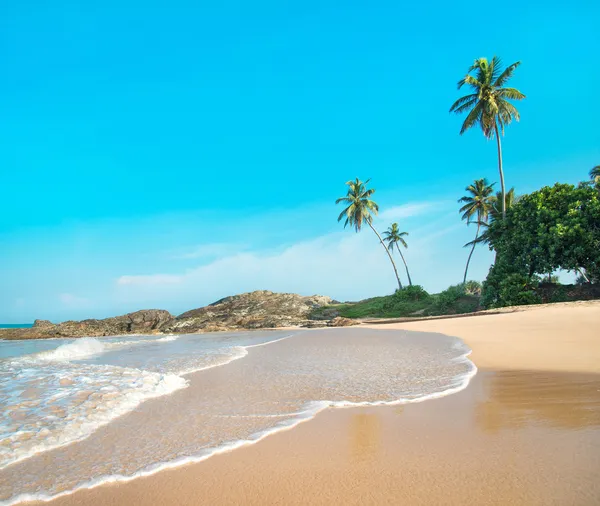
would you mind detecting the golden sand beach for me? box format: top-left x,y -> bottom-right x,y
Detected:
33,301 -> 600,506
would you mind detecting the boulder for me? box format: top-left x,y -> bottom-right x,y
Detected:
169,290 -> 335,332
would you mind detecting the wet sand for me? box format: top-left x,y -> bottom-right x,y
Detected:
33,301 -> 600,505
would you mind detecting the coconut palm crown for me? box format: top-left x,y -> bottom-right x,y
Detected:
458,178 -> 495,283
450,56 -> 525,218
336,178 -> 403,290
383,223 -> 413,286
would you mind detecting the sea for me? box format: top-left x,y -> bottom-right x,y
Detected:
0,325 -> 33,329
0,328 -> 476,505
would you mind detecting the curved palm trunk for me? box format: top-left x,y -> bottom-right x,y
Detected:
367,221 -> 403,291
463,221 -> 481,284
577,268 -> 590,283
494,122 -> 506,219
396,245 -> 413,286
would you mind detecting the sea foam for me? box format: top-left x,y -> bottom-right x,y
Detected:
0,329 -> 476,506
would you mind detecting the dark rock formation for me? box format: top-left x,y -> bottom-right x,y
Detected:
0,291 -> 343,340
167,290 -> 334,333
0,310 -> 174,340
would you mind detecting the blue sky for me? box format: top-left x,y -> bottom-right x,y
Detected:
2,0 -> 599,322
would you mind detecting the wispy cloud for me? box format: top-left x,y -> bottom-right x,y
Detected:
59,293 -> 91,308
172,242 -> 247,260
115,216 -> 495,311
377,202 -> 435,222
117,274 -> 183,286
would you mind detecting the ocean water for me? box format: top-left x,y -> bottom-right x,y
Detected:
0,324 -> 33,329
0,328 -> 476,505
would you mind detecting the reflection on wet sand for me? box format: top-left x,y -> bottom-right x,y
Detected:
476,370 -> 600,433
349,414 -> 381,462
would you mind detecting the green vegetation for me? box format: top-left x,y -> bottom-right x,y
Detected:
312,284 -> 480,319
482,182 -> 600,307
450,57 -> 525,218
332,57 -> 599,317
591,165 -> 600,184
336,178 -> 403,290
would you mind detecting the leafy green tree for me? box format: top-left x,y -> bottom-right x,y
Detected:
450,57 -> 525,218
336,178 -> 403,290
383,223 -> 413,286
458,178 -> 495,283
591,165 -> 600,184
482,183 -> 600,307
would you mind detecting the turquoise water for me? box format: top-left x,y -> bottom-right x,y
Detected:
0,324 -> 33,329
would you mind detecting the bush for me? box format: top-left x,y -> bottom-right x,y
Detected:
481,262 -> 541,308
430,284 -> 467,314
393,285 -> 430,302
464,280 -> 482,296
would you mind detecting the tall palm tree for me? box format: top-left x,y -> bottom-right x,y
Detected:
383,223 -> 413,286
590,165 -> 600,184
458,178 -> 495,283
450,57 -> 525,219
336,178 -> 403,290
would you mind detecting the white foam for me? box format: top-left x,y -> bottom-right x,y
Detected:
38,338 -> 106,361
155,334 -> 179,343
1,339 -> 477,506
0,363 -> 188,471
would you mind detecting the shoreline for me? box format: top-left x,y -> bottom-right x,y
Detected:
4,298 -> 598,341
16,300 -> 600,505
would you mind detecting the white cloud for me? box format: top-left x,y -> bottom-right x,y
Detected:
117,274 -> 183,286
172,242 -> 247,260
377,202 -> 435,222
115,219 -> 495,312
59,293 -> 91,308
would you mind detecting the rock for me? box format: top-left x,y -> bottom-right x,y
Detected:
168,290 -> 335,332
33,319 -> 55,329
0,291 -> 349,340
0,310 -> 174,340
327,317 -> 358,327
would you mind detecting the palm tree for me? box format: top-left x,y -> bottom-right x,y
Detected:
450,57 -> 525,219
489,187 -> 516,221
590,165 -> 600,184
336,178 -> 403,290
458,178 -> 495,283
383,223 -> 413,286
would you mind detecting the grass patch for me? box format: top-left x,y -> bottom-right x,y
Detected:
316,284 -> 481,319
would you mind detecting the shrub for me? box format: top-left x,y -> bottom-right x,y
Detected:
430,284 -> 467,314
393,285 -> 430,302
482,263 -> 541,308
464,280 -> 482,296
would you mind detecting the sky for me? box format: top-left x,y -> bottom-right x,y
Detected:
1,0 -> 599,322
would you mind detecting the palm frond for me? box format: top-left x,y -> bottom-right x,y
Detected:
459,101 -> 483,135
494,61 -> 521,87
449,94 -> 478,113
497,87 -> 526,100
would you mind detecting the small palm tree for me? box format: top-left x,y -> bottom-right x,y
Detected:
336,178 -> 403,290
459,178 -> 495,283
489,187 -> 516,221
590,165 -> 600,184
450,57 -> 525,219
383,223 -> 413,286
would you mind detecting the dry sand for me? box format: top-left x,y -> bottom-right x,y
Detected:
36,301 -> 600,506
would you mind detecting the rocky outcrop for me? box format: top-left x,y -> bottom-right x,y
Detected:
167,290 -> 334,332
1,310 -> 174,340
0,291 -> 346,340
